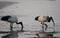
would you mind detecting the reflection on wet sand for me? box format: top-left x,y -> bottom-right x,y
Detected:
0,30 -> 59,38
1,31 -> 18,38
29,31 -> 59,38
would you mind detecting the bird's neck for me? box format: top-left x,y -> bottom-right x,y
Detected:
16,22 -> 20,24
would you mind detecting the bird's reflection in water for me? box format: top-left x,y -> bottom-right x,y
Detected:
1,31 -> 18,38
30,32 -> 59,38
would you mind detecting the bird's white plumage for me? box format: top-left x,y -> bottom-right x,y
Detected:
0,15 -> 23,31
8,16 -> 18,23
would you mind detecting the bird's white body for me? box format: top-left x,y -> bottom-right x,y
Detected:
0,15 -> 23,31
8,16 -> 18,23
35,16 -> 55,32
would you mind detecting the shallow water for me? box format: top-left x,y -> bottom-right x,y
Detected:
0,23 -> 60,38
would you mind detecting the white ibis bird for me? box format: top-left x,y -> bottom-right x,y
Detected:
0,15 -> 23,31
35,16 -> 55,31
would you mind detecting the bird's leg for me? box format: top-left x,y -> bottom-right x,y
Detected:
41,22 -> 45,32
10,23 -> 13,31
44,23 -> 48,31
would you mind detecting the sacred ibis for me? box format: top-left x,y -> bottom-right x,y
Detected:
35,16 -> 55,31
0,15 -> 23,31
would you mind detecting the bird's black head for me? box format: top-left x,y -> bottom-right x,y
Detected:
35,16 -> 39,21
